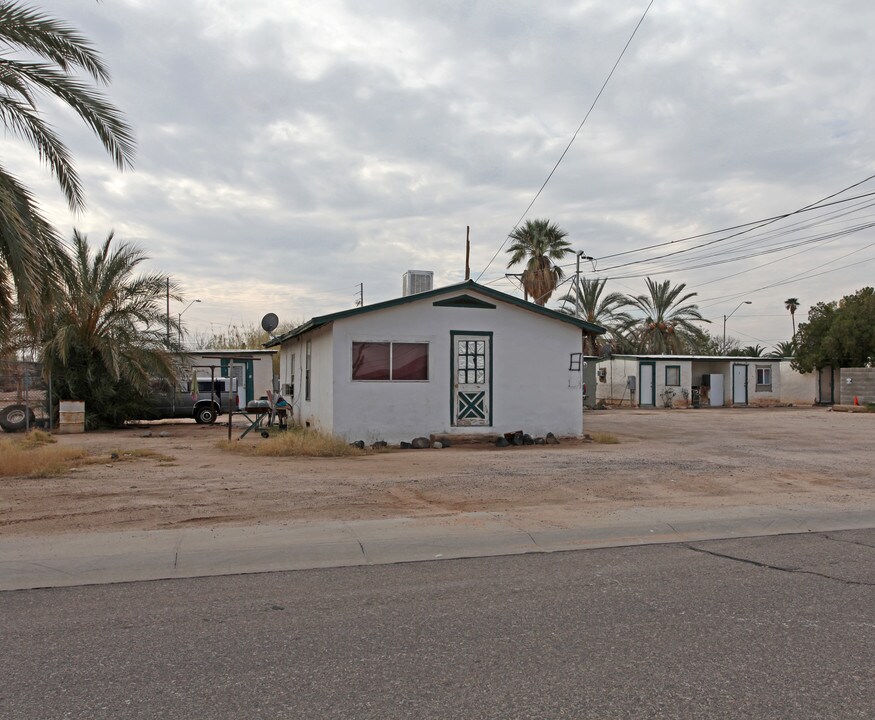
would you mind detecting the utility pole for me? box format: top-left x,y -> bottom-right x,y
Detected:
355,283 -> 363,307
166,278 -> 170,346
575,250 -> 593,319
465,226 -> 471,280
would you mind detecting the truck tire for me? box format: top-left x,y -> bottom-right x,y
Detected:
0,404 -> 37,433
195,405 -> 217,425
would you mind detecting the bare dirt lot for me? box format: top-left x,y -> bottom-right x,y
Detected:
1,408 -> 872,538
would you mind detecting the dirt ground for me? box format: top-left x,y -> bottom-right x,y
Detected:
1,407 -> 872,537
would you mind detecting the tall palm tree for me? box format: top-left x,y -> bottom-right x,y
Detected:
41,230 -> 179,427
0,2 -> 135,340
626,278 -> 710,353
505,219 -> 572,306
557,276 -> 633,354
784,297 -> 800,337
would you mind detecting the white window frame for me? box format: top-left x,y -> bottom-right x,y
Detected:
755,365 -> 772,391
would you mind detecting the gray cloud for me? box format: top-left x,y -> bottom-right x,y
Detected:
12,0 -> 875,345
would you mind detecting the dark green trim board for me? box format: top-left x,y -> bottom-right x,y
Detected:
450,330 -> 493,427
433,295 -> 497,309
265,280 -> 605,346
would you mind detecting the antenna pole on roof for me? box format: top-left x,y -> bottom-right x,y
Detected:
465,226 -> 471,281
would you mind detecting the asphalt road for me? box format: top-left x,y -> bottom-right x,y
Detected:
3,530 -> 873,719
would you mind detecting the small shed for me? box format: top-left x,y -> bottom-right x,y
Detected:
265,280 -> 604,443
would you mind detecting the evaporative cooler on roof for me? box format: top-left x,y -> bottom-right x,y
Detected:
402,270 -> 433,296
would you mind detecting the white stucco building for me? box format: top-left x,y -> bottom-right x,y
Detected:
594,354 -> 820,408
266,280 -> 604,443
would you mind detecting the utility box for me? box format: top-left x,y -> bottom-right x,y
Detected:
57,400 -> 85,434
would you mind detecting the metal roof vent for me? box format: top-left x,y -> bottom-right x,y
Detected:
402,270 -> 433,297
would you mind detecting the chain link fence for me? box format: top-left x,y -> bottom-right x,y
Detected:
0,359 -> 52,432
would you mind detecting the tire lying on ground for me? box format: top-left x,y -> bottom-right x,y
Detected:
0,404 -> 37,433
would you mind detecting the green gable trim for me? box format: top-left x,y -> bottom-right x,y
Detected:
265,280 -> 606,347
433,294 -> 496,309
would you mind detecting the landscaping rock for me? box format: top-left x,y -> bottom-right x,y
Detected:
511,431 -> 524,446
504,430 -> 523,443
371,440 -> 388,448
140,431 -> 152,438
495,437 -> 510,447
534,437 -> 546,445
439,438 -> 451,448
522,433 -> 534,445
545,432 -> 560,445
432,441 -> 443,449
411,437 -> 430,449
400,441 -> 413,449
349,440 -> 365,449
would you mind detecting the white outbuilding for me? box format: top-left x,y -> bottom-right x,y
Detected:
266,280 -> 604,443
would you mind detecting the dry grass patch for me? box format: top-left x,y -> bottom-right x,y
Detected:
0,433 -> 88,478
220,428 -> 374,457
590,432 -> 620,444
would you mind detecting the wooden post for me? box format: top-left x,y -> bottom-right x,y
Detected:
465,226 -> 470,280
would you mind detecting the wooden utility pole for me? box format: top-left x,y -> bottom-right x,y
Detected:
465,226 -> 470,280
166,278 -> 171,346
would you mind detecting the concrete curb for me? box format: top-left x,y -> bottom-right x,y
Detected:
1,506 -> 873,591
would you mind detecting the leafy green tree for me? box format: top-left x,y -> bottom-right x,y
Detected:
556,277 -> 632,354
794,288 -> 875,372
505,219 -> 572,306
625,278 -> 710,353
785,297 -> 800,337
0,2 -> 134,342
41,231 -> 179,427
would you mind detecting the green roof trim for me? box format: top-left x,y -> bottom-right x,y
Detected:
264,280 -> 605,346
432,294 -> 497,309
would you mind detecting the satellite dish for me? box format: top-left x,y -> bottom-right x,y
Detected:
261,313 -> 279,334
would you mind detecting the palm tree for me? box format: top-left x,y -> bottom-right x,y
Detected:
0,2 -> 135,340
785,297 -> 800,337
626,278 -> 710,353
740,344 -> 766,357
505,219 -> 572,306
768,340 -> 797,359
557,276 -> 633,354
41,230 -> 179,427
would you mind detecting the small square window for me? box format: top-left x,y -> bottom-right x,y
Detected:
756,366 -> 772,390
665,366 -> 681,386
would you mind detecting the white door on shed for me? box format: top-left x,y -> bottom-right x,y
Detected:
732,364 -> 748,405
639,362 -> 655,406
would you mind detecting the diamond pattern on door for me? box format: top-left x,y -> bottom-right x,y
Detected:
457,391 -> 486,420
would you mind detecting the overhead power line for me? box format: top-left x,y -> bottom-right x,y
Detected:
475,0 -> 655,282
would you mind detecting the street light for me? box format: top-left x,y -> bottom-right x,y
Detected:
723,301 -> 752,353
178,299 -> 201,346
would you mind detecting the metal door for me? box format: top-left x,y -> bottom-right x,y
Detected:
639,362 -> 655,406
452,333 -> 491,426
732,363 -> 748,405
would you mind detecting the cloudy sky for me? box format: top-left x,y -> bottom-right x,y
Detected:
12,0 -> 875,348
